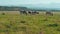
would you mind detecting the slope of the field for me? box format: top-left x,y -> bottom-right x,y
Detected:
0,11 -> 60,34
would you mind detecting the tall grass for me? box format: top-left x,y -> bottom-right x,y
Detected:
0,11 -> 60,34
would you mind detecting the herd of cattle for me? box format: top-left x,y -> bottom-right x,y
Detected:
19,10 -> 39,15
19,10 -> 53,16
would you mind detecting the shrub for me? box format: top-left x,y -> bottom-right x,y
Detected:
2,13 -> 5,15
47,23 -> 58,27
20,21 -> 26,23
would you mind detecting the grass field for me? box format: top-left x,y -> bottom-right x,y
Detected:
0,11 -> 60,34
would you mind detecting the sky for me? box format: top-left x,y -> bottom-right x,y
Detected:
0,0 -> 60,9
0,0 -> 60,5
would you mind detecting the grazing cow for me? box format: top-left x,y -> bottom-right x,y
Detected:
28,11 -> 32,14
28,11 -> 39,15
32,11 -> 39,14
35,11 -> 39,14
46,12 -> 53,16
19,10 -> 27,15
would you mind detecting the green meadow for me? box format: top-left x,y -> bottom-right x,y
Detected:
0,11 -> 60,34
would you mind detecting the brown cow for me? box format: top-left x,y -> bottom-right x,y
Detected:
46,12 -> 53,16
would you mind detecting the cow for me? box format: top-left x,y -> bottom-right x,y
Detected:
28,11 -> 32,14
19,10 -> 27,15
46,12 -> 53,16
28,11 -> 39,15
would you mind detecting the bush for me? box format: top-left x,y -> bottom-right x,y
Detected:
2,13 -> 5,15
47,23 -> 58,27
20,21 -> 26,23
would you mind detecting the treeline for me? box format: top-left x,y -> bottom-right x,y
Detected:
0,6 -> 28,11
0,6 -> 60,11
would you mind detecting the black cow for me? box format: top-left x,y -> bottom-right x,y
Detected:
28,11 -> 32,14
